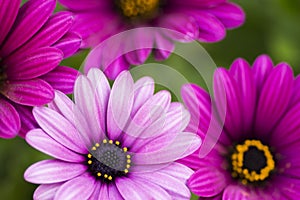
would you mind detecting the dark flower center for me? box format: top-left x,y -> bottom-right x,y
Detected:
86,139 -> 131,183
230,139 -> 275,185
0,58 -> 7,89
115,0 -> 160,22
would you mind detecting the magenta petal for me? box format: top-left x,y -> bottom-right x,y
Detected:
24,159 -> 87,184
1,0 -> 56,56
214,68 -> 243,140
103,55 -> 130,80
193,11 -> 226,42
188,166 -> 226,197
33,183 -> 62,200
53,32 -> 81,58
5,47 -> 63,80
229,58 -> 256,133
0,99 -> 20,138
19,11 -> 74,53
255,63 -> 293,137
153,32 -> 174,61
54,173 -> 96,200
12,104 -> 38,138
0,0 -> 21,44
289,75 -> 300,107
41,66 -> 80,94
26,129 -> 85,162
59,0 -> 105,11
2,79 -> 54,106
208,2 -> 245,28
108,183 -> 123,199
222,185 -> 256,200
252,54 -> 274,94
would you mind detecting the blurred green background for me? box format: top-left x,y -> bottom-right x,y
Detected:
1,0 -> 300,199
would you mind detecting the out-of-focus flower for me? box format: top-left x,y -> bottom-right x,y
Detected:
180,55 -> 300,199
59,0 -> 245,79
0,0 -> 81,138
24,68 -> 201,199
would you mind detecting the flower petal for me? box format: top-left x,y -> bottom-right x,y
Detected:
107,71 -> 134,140
34,183 -> 62,200
0,0 -> 21,44
53,32 -> 81,58
1,79 -> 54,106
153,32 -> 175,61
255,63 -> 293,137
222,185 -> 256,200
229,58 -> 256,133
5,47 -> 63,80
33,106 -> 87,154
1,0 -> 56,56
54,173 -> 96,200
18,11 -> 74,53
188,165 -> 227,197
41,66 -> 80,94
252,54 -> 274,94
134,132 -> 201,165
24,159 -> 87,184
0,99 -> 20,138
26,129 -> 85,162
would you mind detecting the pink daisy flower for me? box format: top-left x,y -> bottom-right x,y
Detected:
58,0 -> 245,79
180,55 -> 300,199
24,68 -> 201,199
0,0 -> 81,138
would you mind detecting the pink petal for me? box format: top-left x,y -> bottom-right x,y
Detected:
1,0 -> 56,56
54,173 -> 96,200
41,66 -> 80,94
53,32 -> 82,58
5,47 -> 63,80
103,55 -> 130,80
26,129 -> 85,162
254,63 -> 293,138
0,99 -> 20,138
24,159 -> 87,184
116,177 -> 171,200
34,183 -> 62,200
131,77 -> 154,116
153,32 -> 175,61
134,132 -> 201,165
33,106 -> 87,154
108,183 -> 124,200
222,185 -> 256,200
0,0 -> 21,44
2,79 -> 54,106
98,184 -> 109,200
107,71 -> 134,140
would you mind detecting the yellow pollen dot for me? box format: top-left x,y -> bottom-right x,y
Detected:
108,176 -> 113,181
88,154 -> 92,158
127,159 -> 131,164
95,143 -> 100,147
115,141 -> 120,145
88,160 -> 92,165
97,172 -> 102,177
126,164 -> 130,169
124,169 -> 129,174
104,174 -> 108,178
123,147 -> 128,152
92,146 -> 96,151
103,139 -> 108,144
126,155 -> 131,159
109,140 -> 113,144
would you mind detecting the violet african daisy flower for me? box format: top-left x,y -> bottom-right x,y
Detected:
180,55 -> 300,199
24,68 -> 201,199
58,0 -> 245,79
0,0 -> 81,138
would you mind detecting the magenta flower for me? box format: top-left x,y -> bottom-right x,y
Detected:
180,55 -> 300,199
59,0 -> 245,79
0,0 -> 81,138
24,68 -> 200,199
